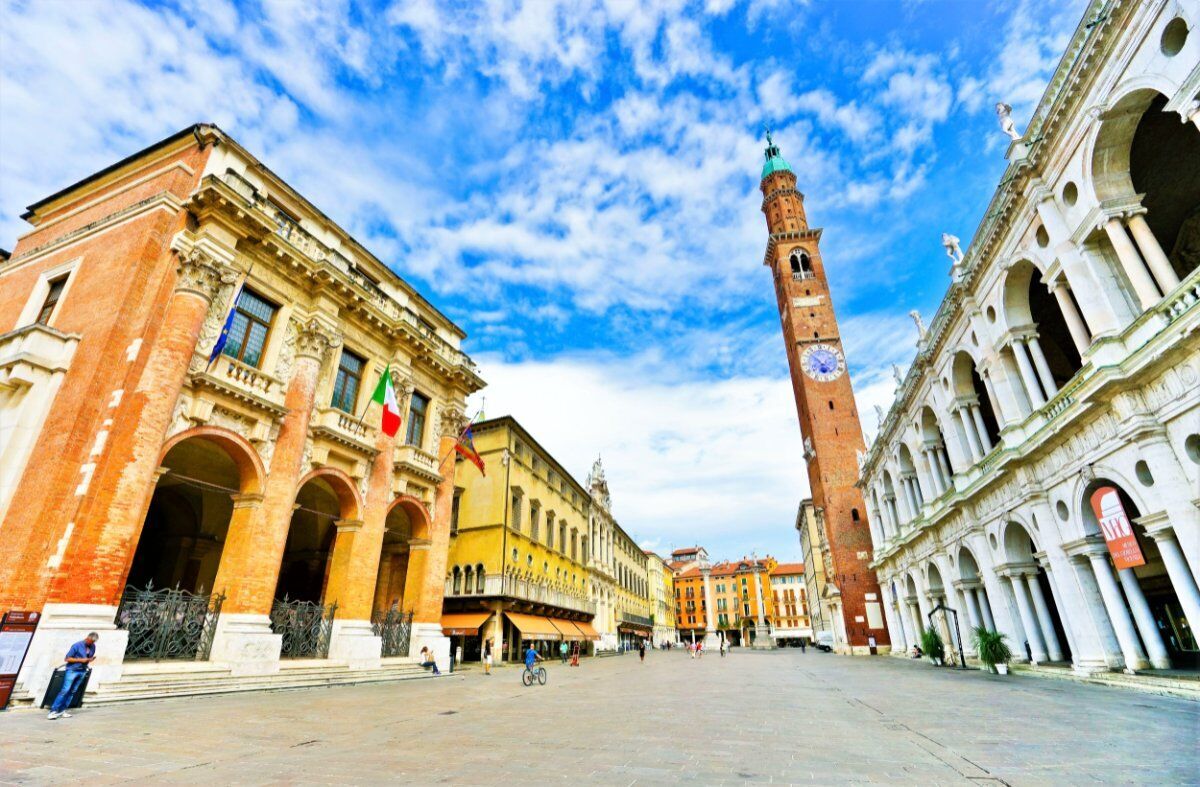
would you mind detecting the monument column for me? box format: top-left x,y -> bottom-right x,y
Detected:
700,566 -> 720,649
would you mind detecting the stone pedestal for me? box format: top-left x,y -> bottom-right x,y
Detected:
328,619 -> 382,670
411,621 -> 450,672
209,613 -> 282,676
702,630 -> 722,650
14,603 -> 129,703
752,623 -> 773,649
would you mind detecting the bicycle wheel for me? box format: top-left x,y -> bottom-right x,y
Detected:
537,667 -> 547,685
522,669 -> 533,686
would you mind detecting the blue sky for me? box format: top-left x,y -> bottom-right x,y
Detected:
0,0 -> 1086,562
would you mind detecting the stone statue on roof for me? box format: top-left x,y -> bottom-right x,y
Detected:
996,102 -> 1022,141
909,309 -> 927,340
874,404 -> 885,427
892,364 -> 904,386
941,232 -> 963,263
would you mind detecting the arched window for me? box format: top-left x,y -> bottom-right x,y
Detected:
476,563 -> 485,593
463,564 -> 474,594
789,250 -> 815,279
452,566 -> 462,594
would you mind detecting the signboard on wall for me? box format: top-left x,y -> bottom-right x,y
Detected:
0,610 -> 40,710
1089,487 -> 1146,571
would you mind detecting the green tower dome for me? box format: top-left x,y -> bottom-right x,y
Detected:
760,130 -> 792,179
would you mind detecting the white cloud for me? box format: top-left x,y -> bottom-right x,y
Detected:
469,352 -> 808,561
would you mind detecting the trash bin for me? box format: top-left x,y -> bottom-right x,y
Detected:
40,667 -> 92,710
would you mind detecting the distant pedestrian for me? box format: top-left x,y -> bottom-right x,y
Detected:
483,638 -> 493,675
560,641 -> 569,664
719,639 -> 726,658
47,632 -> 97,720
419,646 -> 441,675
638,640 -> 646,662
689,641 -> 696,659
800,639 -> 806,654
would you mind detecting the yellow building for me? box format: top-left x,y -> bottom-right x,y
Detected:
769,563 -> 812,646
645,551 -> 677,646
442,416 -> 599,663
797,499 -> 836,647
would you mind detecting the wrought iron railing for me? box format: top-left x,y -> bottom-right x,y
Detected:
372,604 -> 413,657
270,597 -> 337,659
115,582 -> 224,661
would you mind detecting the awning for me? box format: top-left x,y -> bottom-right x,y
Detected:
442,612 -> 491,636
505,612 -> 561,641
618,622 -> 652,632
572,620 -> 601,640
548,618 -> 586,641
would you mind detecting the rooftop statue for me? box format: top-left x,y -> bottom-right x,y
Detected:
941,232 -> 963,263
909,309 -> 927,340
996,102 -> 1022,141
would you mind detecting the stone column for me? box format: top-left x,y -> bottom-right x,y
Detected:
1102,217 -> 1161,309
1025,337 -> 1059,399
1010,340 -> 1046,409
1024,573 -> 1063,662
922,450 -> 943,495
1008,573 -> 1048,663
1126,213 -> 1180,294
935,449 -> 953,489
1085,552 -> 1149,672
1034,194 -> 1120,337
969,405 -> 993,453
906,598 -> 922,640
901,477 -> 920,520
489,600 -> 506,663
961,583 -> 983,630
980,371 -> 1010,427
1116,568 -> 1171,669
1049,281 -> 1091,355
956,407 -> 984,462
883,494 -> 899,534
752,569 -> 770,648
701,566 -> 720,648
975,588 -> 996,631
1148,528 -> 1200,639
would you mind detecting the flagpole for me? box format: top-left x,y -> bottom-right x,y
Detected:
356,362 -> 388,430
436,407 -> 483,471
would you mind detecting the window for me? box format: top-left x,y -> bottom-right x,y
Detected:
559,523 -> 567,553
405,392 -> 429,446
36,276 -> 68,324
330,350 -> 365,412
450,491 -> 461,536
546,512 -> 555,548
530,504 -> 541,541
222,289 -> 277,368
511,490 -> 523,532
452,566 -> 462,594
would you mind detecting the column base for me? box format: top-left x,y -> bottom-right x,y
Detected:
752,625 -> 773,649
702,630 -> 722,649
1071,659 -> 1114,676
210,613 -> 282,676
328,619 -> 382,670
1150,656 -> 1173,670
411,621 -> 450,672
15,603 -> 129,703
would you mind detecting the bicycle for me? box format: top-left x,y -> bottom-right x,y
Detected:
521,664 -> 548,686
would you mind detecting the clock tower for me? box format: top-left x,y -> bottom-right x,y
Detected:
759,132 -> 889,653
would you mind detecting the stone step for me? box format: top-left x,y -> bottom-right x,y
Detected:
96,664 -> 428,689
1011,664 -> 1200,701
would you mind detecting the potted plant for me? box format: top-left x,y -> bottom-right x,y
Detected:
919,628 -> 944,666
973,626 -> 1012,674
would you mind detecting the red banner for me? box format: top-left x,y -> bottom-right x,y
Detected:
1090,487 -> 1145,571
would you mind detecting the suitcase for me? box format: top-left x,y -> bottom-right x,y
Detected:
40,666 -> 92,709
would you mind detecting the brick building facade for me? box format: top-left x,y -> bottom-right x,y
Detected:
0,124 -> 483,701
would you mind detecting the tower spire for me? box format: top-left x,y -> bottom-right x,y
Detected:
760,127 -> 792,179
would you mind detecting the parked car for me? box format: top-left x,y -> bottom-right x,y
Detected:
814,631 -> 835,652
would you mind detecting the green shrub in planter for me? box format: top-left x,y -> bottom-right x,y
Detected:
919,628 -> 944,663
973,626 -> 1012,672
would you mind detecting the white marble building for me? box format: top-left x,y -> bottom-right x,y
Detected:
859,0 -> 1200,674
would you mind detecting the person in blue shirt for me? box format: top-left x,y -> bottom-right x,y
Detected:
524,644 -> 541,672
47,632 -> 97,720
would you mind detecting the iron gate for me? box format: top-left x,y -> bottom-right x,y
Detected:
372,604 -> 413,657
115,582 -> 224,661
270,597 -> 337,658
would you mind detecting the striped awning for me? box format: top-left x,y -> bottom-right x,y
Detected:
504,612 -> 561,641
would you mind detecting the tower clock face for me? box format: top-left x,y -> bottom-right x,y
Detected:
801,343 -> 846,382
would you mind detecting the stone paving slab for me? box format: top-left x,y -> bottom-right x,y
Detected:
0,650 -> 1196,785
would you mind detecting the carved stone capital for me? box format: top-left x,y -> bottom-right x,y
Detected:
437,403 -> 467,438
175,248 -> 230,302
295,318 -> 342,362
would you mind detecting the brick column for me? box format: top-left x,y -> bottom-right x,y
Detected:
407,402 -> 466,672
48,248 -> 234,607
207,318 -> 339,675
211,318 -> 340,616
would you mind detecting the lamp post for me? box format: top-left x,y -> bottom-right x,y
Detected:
927,602 -> 967,670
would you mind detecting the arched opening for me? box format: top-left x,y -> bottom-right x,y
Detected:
790,250 -> 814,279
881,471 -> 901,528
127,432 -> 260,594
1002,522 -> 1071,664
1003,260 -> 1083,391
373,503 -> 413,616
957,546 -> 995,634
950,351 -> 999,459
1129,94 -> 1200,280
919,405 -> 954,488
1081,479 -> 1197,668
903,573 -> 924,640
897,443 -> 924,511
275,473 -> 357,604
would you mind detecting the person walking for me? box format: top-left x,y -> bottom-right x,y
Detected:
419,645 -> 441,675
638,639 -> 646,662
800,638 -> 807,654
483,638 -> 493,675
719,638 -> 726,658
46,632 -> 97,720
559,640 -> 569,664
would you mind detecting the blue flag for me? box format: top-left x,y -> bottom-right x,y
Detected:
207,285 -> 242,368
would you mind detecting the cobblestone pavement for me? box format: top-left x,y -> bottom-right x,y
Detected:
1,650 -> 1197,785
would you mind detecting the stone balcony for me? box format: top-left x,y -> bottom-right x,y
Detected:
394,443 -> 442,485
310,406 -> 378,459
444,573 -> 596,616
0,323 -> 79,391
190,355 -> 287,425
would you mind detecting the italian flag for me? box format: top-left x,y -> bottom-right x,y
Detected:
371,364 -> 402,437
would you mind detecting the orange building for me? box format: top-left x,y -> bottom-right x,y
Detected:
769,562 -> 811,646
673,551 -> 777,647
0,124 -> 483,702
